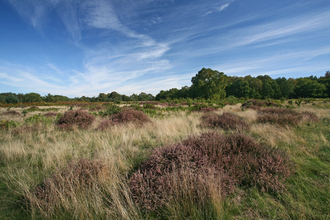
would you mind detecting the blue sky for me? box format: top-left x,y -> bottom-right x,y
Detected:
0,0 -> 329,97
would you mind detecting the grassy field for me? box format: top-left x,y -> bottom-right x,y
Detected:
0,101 -> 329,219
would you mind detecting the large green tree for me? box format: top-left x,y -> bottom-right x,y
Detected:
22,92 -> 42,102
190,68 -> 227,99
294,78 -> 327,98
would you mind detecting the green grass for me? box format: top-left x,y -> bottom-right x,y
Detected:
0,103 -> 329,219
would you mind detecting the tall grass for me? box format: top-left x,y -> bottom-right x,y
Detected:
0,102 -> 329,219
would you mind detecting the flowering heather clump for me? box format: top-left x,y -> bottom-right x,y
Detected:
301,111 -> 319,123
256,108 -> 319,126
1,110 -> 21,116
29,159 -> 106,211
98,119 -> 118,131
201,112 -> 250,131
241,99 -> 279,110
130,132 -> 293,212
57,110 -> 95,130
200,107 -> 217,112
44,112 -> 58,117
129,144 -> 235,212
183,132 -> 294,192
111,109 -> 151,126
97,109 -> 150,130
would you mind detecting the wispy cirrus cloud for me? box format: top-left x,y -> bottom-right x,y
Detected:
218,3 -> 230,12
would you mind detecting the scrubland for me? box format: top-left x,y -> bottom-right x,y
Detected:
0,100 -> 329,219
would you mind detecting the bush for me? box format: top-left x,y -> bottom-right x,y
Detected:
241,99 -> 279,110
98,105 -> 121,116
256,108 -> 319,126
57,110 -> 95,130
201,112 -> 250,131
0,120 -> 21,129
29,159 -> 106,212
112,109 -> 151,125
98,109 -> 151,131
183,132 -> 294,192
44,112 -> 58,118
1,110 -> 21,116
25,114 -> 53,125
130,132 -> 294,212
129,144 -> 234,212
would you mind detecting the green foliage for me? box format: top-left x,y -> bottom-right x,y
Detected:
24,114 -> 53,124
22,93 -> 43,103
5,93 -> 19,103
295,78 -> 327,98
0,120 -> 21,129
98,105 -> 121,116
190,68 -> 227,99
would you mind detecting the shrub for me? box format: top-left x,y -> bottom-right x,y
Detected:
201,112 -> 250,131
183,132 -> 294,192
25,114 -> 53,125
44,112 -> 58,118
57,110 -> 95,130
1,110 -> 21,116
190,103 -> 208,112
111,109 -> 151,125
98,109 -> 151,131
98,105 -> 121,116
241,99 -> 279,110
130,132 -> 293,212
129,144 -> 234,212
0,120 -> 21,129
200,107 -> 217,112
256,108 -> 319,126
29,159 -> 106,211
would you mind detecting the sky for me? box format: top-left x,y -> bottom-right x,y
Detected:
0,0 -> 329,97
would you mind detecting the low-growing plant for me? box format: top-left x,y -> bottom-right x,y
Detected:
0,120 -> 21,129
241,99 -> 279,110
57,110 -> 95,130
129,144 -> 234,213
25,114 -> 53,125
43,112 -> 58,118
201,112 -> 250,131
183,132 -> 294,192
28,158 -> 107,213
98,104 -> 121,116
1,110 -> 21,116
256,108 -> 319,126
112,109 -> 151,125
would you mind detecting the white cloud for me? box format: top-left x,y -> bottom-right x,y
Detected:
218,3 -> 230,12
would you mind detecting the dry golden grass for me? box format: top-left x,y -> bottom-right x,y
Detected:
1,103 -> 330,219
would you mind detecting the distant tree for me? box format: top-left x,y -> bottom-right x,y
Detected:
5,93 -> 19,103
325,70 -> 330,78
262,80 -> 274,99
97,93 -> 108,102
44,93 -> 55,102
247,77 -> 263,99
108,92 -> 122,102
276,77 -> 294,98
122,95 -> 131,101
190,68 -> 227,99
294,78 -> 327,98
270,81 -> 282,99
22,93 -> 42,103
130,93 -> 139,101
226,78 -> 250,98
0,95 -> 5,103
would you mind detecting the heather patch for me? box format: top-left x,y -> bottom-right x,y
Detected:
201,112 -> 250,131
57,110 -> 95,130
256,108 -> 319,126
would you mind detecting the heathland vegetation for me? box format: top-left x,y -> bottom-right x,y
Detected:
0,68 -> 330,219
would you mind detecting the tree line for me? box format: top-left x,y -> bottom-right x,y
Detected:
1,68 -> 330,104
